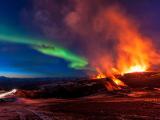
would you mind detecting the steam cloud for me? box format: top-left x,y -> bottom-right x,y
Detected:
30,0 -> 160,75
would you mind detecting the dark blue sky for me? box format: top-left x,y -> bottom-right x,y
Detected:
0,0 -> 87,77
0,0 -> 160,77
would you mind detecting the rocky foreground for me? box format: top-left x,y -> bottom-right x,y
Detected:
1,89 -> 160,120
0,72 -> 160,120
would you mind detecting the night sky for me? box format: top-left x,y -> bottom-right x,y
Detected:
0,0 -> 160,78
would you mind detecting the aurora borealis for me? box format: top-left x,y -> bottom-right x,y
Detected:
0,27 -> 88,70
0,26 -> 88,77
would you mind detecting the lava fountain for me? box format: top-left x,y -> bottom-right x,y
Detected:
106,6 -> 160,74
94,6 -> 160,91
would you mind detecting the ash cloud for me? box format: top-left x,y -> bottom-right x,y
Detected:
29,0 -> 119,73
27,0 -> 160,75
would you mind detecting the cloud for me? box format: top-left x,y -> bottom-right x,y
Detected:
28,0 -> 160,76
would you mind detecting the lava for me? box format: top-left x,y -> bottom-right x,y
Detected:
93,6 -> 160,91
106,6 -> 160,74
124,65 -> 147,74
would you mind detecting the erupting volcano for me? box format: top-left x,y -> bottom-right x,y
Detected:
1,0 -> 160,119
93,6 -> 160,91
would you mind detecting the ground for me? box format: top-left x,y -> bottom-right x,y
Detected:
0,89 -> 160,120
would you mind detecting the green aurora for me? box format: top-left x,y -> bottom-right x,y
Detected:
0,28 -> 88,70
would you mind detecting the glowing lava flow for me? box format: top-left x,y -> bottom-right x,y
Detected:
112,76 -> 126,87
96,69 -> 106,79
95,69 -> 127,91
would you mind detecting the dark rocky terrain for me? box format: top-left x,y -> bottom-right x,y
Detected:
1,89 -> 160,120
0,72 -> 160,120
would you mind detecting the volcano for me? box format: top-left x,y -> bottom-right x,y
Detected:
1,0 -> 160,119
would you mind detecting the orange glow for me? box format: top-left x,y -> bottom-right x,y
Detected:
95,68 -> 107,79
112,77 -> 126,87
105,6 -> 160,74
124,65 -> 147,73
95,72 -> 126,90
96,69 -> 126,91
92,6 -> 160,91
96,74 -> 106,79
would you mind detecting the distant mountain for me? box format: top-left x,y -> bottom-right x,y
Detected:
0,76 -> 8,80
0,76 -> 90,90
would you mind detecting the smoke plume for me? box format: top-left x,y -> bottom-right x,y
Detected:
30,0 -> 160,75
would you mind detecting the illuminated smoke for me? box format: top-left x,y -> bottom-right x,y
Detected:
104,6 -> 160,74
31,0 -> 117,75
30,0 -> 160,75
